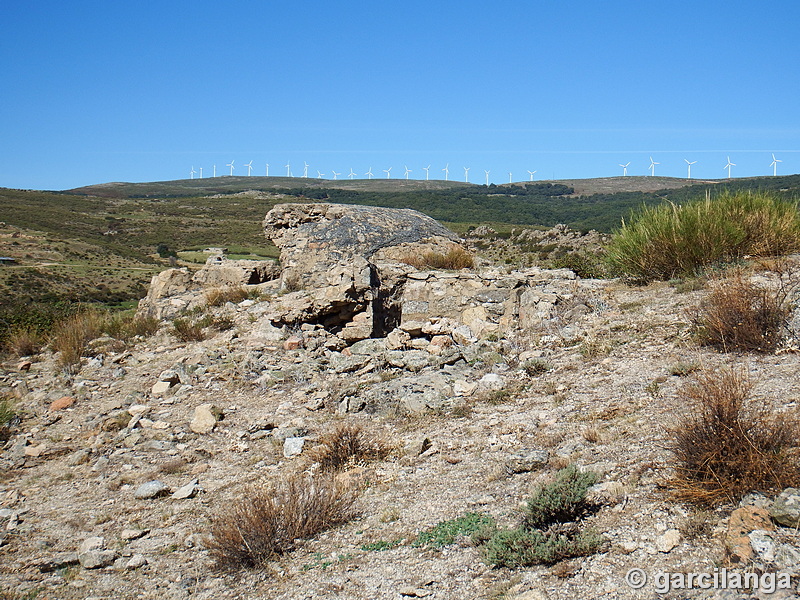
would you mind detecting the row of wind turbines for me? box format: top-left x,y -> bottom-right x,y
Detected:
189,153 -> 786,183
622,154 -> 784,179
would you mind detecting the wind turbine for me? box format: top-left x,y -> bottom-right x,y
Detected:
464,167 -> 470,183
226,160 -> 234,176
199,167 -> 203,178
684,159 -> 697,179
348,168 -> 357,179
213,165 -> 216,177
648,156 -> 659,177
724,156 -> 735,178
190,166 -> 197,179
527,170 -> 537,181
285,162 -> 291,177
422,165 -> 431,180
404,166 -> 411,180
508,172 -> 513,184
442,163 -> 449,181
265,163 -> 269,176
303,162 -> 309,178
619,163 -> 629,176
484,170 -> 490,185
332,170 -> 341,180
770,153 -> 782,176
366,167 -> 374,179
383,167 -> 392,179
317,170 -> 324,178
245,160 -> 253,176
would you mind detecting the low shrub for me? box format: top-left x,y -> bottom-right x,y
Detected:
550,251 -> 610,279
606,191 -> 800,282
480,465 -> 604,567
693,270 -> 791,353
205,287 -> 249,307
207,474 -> 358,569
413,513 -> 496,548
307,423 -> 392,472
50,310 -> 105,371
4,326 -> 44,357
172,318 -> 206,342
668,368 -> 800,505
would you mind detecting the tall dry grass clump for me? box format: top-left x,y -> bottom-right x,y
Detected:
207,473 -> 358,569
4,326 -> 44,357
50,310 -> 106,370
401,245 -> 475,270
669,368 -> 800,506
693,270 -> 791,353
606,191 -> 800,282
307,423 -> 392,472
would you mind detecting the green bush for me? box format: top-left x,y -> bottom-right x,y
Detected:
523,464 -> 598,530
605,192 -> 800,282
413,513 -> 496,548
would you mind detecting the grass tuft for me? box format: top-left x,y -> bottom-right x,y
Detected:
307,423 -> 392,472
207,473 -> 358,570
401,245 -> 475,270
606,191 -> 800,282
668,368 -> 800,506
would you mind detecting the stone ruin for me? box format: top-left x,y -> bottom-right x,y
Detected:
138,202 -> 582,348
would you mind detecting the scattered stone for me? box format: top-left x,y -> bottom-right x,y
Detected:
24,444 -> 46,457
151,380 -> 174,396
49,396 -> 75,411
725,506 -> 774,564
405,437 -> 432,457
770,487 -> 800,528
124,554 -> 148,570
78,549 -> 118,569
133,480 -> 170,499
17,360 -> 32,371
283,437 -> 305,457
655,529 -> 681,553
190,403 -> 220,434
120,528 -> 149,541
748,529 -> 776,562
283,335 -> 304,351
35,552 -> 80,573
478,373 -> 505,391
171,479 -> 200,500
505,449 -> 549,474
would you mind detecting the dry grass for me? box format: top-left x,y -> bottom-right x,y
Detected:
693,270 -> 791,353
4,326 -> 44,357
401,245 -> 475,270
50,310 -> 105,371
307,423 -> 392,472
171,317 -> 207,342
205,286 -> 249,307
668,368 -> 800,506
207,473 -> 358,569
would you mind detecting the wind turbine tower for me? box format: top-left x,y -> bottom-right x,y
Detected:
366,167 -> 374,179
422,165 -> 430,180
770,153 -> 782,176
484,170 -> 490,186
317,170 -> 324,178
404,166 -> 411,180
464,167 -> 470,183
619,163 -> 629,177
527,170 -> 537,181
724,156 -> 735,178
190,166 -> 196,180
508,172 -> 513,184
226,160 -> 234,176
285,162 -> 291,177
266,163 -> 269,176
303,162 -> 309,178
685,159 -> 697,179
383,167 -> 392,179
442,163 -> 449,181
199,167 -> 203,178
245,160 -> 253,176
349,168 -> 357,179
213,165 -> 216,177
648,157 -> 659,177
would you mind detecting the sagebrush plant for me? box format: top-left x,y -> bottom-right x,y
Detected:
171,317 -> 207,342
207,473 -> 358,569
50,309 -> 105,370
668,368 -> 800,506
606,191 -> 800,282
401,245 -> 475,270
693,269 -> 791,353
412,513 -> 496,548
480,465 -> 604,567
307,423 -> 392,472
205,286 -> 249,307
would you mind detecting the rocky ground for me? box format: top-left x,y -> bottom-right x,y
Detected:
3,268 -> 800,600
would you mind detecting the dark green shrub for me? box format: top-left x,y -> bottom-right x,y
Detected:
523,464 -> 598,530
413,513 -> 496,548
483,527 -> 604,568
172,318 -> 206,342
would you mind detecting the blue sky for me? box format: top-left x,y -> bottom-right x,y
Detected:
2,0 -> 799,190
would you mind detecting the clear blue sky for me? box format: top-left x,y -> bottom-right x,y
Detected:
2,0 -> 799,190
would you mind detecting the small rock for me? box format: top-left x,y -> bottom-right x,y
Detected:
404,437 -> 432,457
17,360 -> 32,371
748,529 -> 776,562
190,404 -> 220,434
283,335 -> 303,350
172,479 -> 200,500
125,554 -> 148,570
120,528 -> 149,541
725,506 -> 774,564
478,373 -> 505,391
35,552 -> 80,573
78,549 -> 118,569
770,487 -> 800,528
133,480 -> 170,499
49,396 -> 75,411
24,443 -> 46,457
505,449 -> 549,474
67,449 -> 91,466
655,529 -> 681,553
283,437 -> 305,457
151,380 -> 174,396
